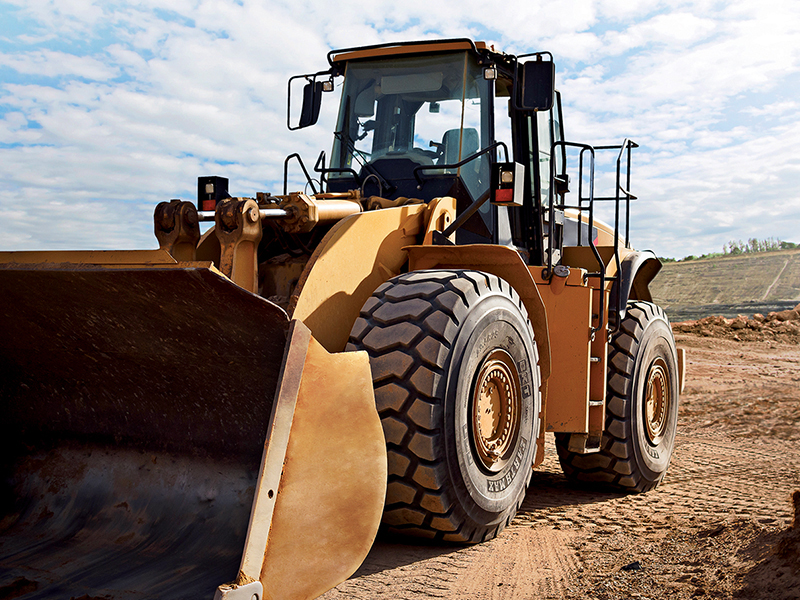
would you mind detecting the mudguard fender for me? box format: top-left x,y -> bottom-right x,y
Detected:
610,250 -> 662,324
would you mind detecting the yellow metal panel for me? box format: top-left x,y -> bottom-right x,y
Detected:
534,272 -> 593,433
562,244 -> 636,282
407,243 -> 551,382
0,249 -> 176,265
561,245 -> 614,275
237,321 -> 311,585
422,196 -> 457,245
564,209 -> 626,250
253,321 -> 386,600
291,203 -> 428,353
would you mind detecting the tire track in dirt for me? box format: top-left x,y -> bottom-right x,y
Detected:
321,520 -> 577,600
322,429 -> 798,599
319,540 -> 472,599
661,437 -> 800,523
323,335 -> 800,598
446,527 -> 577,599
523,435 -> 799,527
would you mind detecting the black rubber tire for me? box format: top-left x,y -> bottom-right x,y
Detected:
347,270 -> 541,542
556,301 -> 680,492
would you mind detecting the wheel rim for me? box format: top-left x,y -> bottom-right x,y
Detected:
471,349 -> 521,472
644,357 -> 670,445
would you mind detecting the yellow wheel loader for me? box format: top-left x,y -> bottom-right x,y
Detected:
0,39 -> 685,599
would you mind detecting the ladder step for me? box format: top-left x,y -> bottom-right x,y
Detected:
566,433 -> 602,454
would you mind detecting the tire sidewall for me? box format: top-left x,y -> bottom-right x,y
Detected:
444,294 -> 539,519
629,315 -> 680,479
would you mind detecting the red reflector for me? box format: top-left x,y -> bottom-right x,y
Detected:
202,200 -> 216,211
495,188 -> 513,203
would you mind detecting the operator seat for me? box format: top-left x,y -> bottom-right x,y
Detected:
442,128 -> 481,193
442,128 -> 479,166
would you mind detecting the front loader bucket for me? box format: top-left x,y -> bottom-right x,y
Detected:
0,254 -> 386,599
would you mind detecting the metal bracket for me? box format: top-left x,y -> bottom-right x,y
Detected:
282,192 -> 319,233
214,580 -> 263,600
567,432 -> 601,454
215,198 -> 263,293
154,199 -> 200,262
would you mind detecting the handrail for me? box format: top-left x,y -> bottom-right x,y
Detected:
548,138 -> 638,336
608,138 -> 636,328
283,153 -> 318,196
548,141 -> 606,339
596,139 -> 638,250
412,141 -> 509,188
549,141 -> 600,274
313,150 -> 361,188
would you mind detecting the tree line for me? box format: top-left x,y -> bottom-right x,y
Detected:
661,238 -> 798,263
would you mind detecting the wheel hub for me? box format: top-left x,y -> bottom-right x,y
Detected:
644,357 -> 670,445
471,350 -> 521,472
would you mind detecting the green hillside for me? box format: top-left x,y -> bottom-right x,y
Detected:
649,249 -> 800,321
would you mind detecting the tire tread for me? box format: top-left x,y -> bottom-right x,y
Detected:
349,270 -> 539,542
556,301 -> 676,493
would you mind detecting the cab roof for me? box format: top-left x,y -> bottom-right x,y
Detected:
327,38 -> 500,68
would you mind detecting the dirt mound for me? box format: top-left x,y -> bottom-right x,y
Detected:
672,302 -> 800,342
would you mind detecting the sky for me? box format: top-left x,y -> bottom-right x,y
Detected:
1,0 -> 799,258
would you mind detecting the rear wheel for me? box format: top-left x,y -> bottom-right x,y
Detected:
348,270 -> 541,542
556,301 -> 679,491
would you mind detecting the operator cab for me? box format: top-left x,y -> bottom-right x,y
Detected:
329,53 -> 489,201
326,50 -> 495,243
289,39 -> 558,252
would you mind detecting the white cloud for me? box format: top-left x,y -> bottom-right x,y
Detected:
743,100 -> 799,118
0,0 -> 799,257
0,49 -> 119,80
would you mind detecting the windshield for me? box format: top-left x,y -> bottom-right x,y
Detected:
330,51 -> 491,199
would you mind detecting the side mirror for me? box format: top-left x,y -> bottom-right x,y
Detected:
299,81 -> 323,129
519,60 -> 555,111
288,73 -> 333,131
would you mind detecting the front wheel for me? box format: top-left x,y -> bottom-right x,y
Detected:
556,301 -> 680,492
348,270 -> 541,542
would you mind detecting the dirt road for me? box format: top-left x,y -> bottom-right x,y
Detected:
321,332 -> 800,600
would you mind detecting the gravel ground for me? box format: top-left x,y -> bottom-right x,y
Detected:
321,331 -> 800,599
